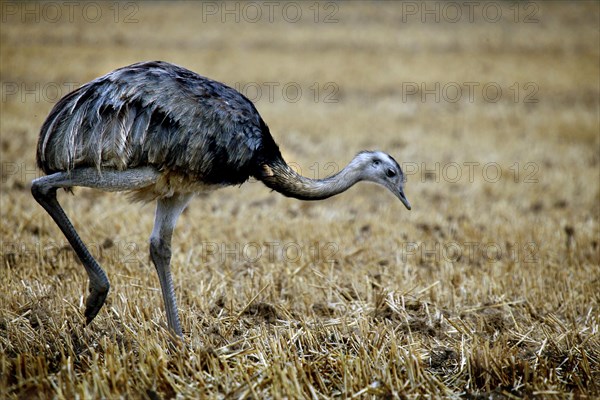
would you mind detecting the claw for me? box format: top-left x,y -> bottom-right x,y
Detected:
84,285 -> 109,325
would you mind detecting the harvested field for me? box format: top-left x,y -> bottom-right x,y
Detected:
1,1 -> 599,398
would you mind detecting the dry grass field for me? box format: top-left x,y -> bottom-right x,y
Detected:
1,1 -> 599,398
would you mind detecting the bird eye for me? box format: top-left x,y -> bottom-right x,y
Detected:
373,159 -> 381,166
386,169 -> 396,178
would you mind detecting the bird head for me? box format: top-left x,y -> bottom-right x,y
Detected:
354,151 -> 411,210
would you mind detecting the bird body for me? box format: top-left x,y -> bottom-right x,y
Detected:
32,61 -> 410,337
37,61 -> 279,201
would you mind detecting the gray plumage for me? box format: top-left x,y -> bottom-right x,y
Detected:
32,61 -> 410,338
38,61 -> 272,192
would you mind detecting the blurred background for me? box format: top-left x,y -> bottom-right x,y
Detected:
1,2 -> 599,397
2,3 -> 598,190
2,1 -> 598,249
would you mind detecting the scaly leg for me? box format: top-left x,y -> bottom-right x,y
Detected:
31,167 -> 159,324
149,193 -> 192,337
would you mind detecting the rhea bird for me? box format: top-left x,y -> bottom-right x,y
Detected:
32,61 -> 411,337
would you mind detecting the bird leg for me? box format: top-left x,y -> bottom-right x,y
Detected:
31,167 -> 159,325
149,193 -> 192,337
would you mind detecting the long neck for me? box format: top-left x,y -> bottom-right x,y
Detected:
257,156 -> 362,200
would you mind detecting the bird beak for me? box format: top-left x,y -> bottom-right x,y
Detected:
396,189 -> 411,210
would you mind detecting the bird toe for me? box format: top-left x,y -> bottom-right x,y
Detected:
84,286 -> 109,324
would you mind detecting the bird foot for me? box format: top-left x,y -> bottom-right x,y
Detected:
84,284 -> 109,325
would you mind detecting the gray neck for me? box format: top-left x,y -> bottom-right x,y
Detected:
258,157 -> 363,201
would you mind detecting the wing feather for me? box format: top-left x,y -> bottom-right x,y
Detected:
36,61 -> 273,184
